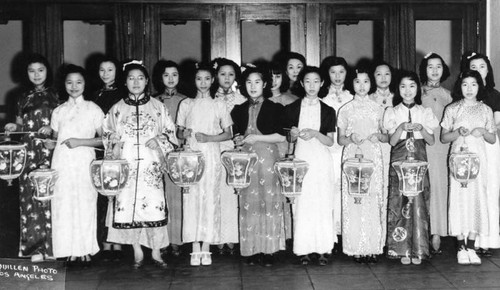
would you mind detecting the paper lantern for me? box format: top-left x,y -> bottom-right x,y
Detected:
0,141 -> 27,186
28,168 -> 58,201
90,159 -> 130,196
449,144 -> 480,188
166,144 -> 205,193
343,150 -> 375,204
221,146 -> 258,194
274,157 -> 309,203
391,138 -> 428,198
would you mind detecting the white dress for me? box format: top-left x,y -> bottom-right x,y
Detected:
322,85 -> 353,236
442,101 -> 493,238
50,96 -> 103,257
214,88 -> 245,244
292,97 -> 335,255
177,95 -> 233,244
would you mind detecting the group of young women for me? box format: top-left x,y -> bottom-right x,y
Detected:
3,49 -> 500,270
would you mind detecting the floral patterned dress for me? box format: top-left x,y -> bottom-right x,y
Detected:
383,103 -> 438,260
51,96 -> 104,257
177,95 -> 233,244
214,88 -> 245,245
421,84 -> 452,237
104,95 -> 177,249
16,87 -> 59,257
442,100 -> 494,238
232,99 -> 286,256
338,95 -> 385,256
322,85 -> 353,237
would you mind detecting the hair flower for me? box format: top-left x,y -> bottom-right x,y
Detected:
213,62 -> 218,70
424,52 -> 433,59
123,60 -> 143,70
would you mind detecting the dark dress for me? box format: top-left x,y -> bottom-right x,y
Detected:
17,87 -> 59,257
231,99 -> 286,256
91,84 -> 124,245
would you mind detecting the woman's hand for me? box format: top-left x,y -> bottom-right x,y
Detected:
42,139 -> 56,150
350,133 -> 363,145
471,127 -> 486,138
242,134 -> 258,145
61,138 -> 81,149
4,123 -> 17,132
108,133 -> 121,144
367,133 -> 379,143
412,123 -> 423,132
289,127 -> 300,140
183,128 -> 192,139
38,125 -> 52,136
233,135 -> 244,146
195,132 -> 209,143
458,126 -> 470,136
299,129 -> 317,141
399,122 -> 413,131
145,137 -> 161,150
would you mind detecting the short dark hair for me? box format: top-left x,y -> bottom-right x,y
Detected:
122,61 -> 150,92
418,53 -> 450,83
24,53 -> 53,88
452,70 -> 486,102
349,66 -> 376,96
239,65 -> 272,99
152,59 -> 179,93
393,70 -> 422,106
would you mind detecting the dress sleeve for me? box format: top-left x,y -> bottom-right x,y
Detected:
218,101 -> 233,129
176,99 -> 188,128
485,105 -> 496,134
50,105 -> 61,133
383,107 -> 398,134
422,107 -> 439,134
93,105 -> 105,132
337,105 -> 348,133
440,105 -> 454,131
156,103 -> 178,154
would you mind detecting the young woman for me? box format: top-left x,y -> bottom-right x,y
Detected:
338,67 -> 386,263
284,66 -> 336,266
152,59 -> 187,257
268,62 -> 298,106
177,62 -> 232,266
92,55 -> 125,262
211,57 -> 243,255
383,71 -> 438,265
462,52 -> 500,256
283,52 -> 306,96
441,70 -> 496,265
4,53 -> 59,262
231,65 -> 286,266
103,61 -> 177,270
370,61 -> 396,244
319,56 -> 354,240
50,64 -> 104,266
418,53 -> 453,255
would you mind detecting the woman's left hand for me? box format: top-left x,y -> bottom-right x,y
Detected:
368,133 -> 379,143
471,127 -> 486,138
299,129 -> 317,141
242,134 -> 258,144
413,123 -> 423,132
145,137 -> 161,150
61,138 -> 81,149
195,132 -> 209,143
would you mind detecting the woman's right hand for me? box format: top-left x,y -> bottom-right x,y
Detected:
108,133 -> 121,144
183,128 -> 193,139
400,122 -> 413,132
458,126 -> 470,136
4,123 -> 17,132
350,133 -> 362,145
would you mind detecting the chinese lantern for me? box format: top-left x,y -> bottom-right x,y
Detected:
166,144 -> 205,193
342,149 -> 375,204
0,140 -> 27,186
449,143 -> 480,188
28,168 -> 58,201
221,145 -> 258,194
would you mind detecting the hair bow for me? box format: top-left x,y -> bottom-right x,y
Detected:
246,63 -> 256,68
123,60 -> 143,70
467,52 -> 477,60
424,52 -> 433,59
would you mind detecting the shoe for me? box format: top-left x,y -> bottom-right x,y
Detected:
171,245 -> 181,257
467,249 -> 482,265
353,256 -> 363,263
44,254 -> 56,261
430,248 -> 443,256
411,257 -> 422,265
318,254 -> 328,266
478,248 -> 493,257
132,259 -> 144,270
190,252 -> 201,266
300,255 -> 311,265
400,257 -> 411,265
367,255 -> 378,264
201,252 -> 212,266
66,256 -> 77,268
101,250 -> 112,262
227,246 -> 237,256
152,258 -> 168,269
112,250 -> 124,261
263,254 -> 274,267
31,253 -> 44,263
457,249 -> 470,265
81,256 -> 92,268
217,246 -> 225,255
